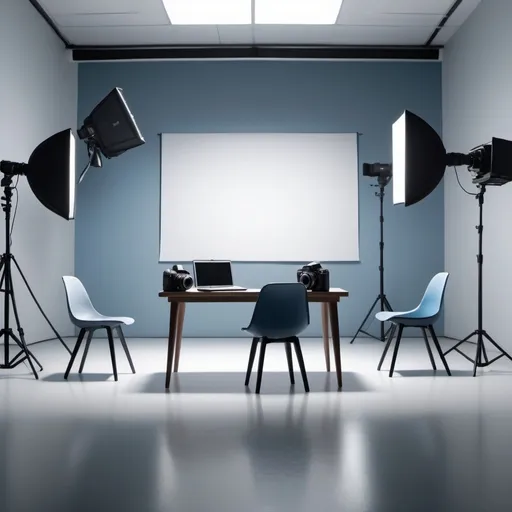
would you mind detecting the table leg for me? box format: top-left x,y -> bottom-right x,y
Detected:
321,302 -> 331,372
173,303 -> 186,373
329,301 -> 342,389
165,301 -> 179,389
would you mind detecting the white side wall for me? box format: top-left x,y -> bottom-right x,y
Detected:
443,0 -> 512,347
0,0 -> 77,341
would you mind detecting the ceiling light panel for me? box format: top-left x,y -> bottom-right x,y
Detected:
255,0 -> 343,25
163,0 -> 252,25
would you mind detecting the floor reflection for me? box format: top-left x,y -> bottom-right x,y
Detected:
2,338 -> 512,511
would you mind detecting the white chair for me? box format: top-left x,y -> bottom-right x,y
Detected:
62,276 -> 136,381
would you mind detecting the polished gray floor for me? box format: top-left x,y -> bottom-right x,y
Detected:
1,336 -> 512,512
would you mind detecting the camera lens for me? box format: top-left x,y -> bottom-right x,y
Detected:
182,275 -> 194,290
299,272 -> 315,289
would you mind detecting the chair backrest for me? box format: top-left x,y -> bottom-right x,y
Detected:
415,272 -> 450,320
62,275 -> 99,324
247,283 -> 310,339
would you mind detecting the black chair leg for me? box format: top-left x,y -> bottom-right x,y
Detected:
389,324 -> 404,377
255,338 -> 267,394
106,327 -> 118,382
421,327 -> 437,371
245,337 -> 259,386
64,329 -> 86,379
78,330 -> 94,374
428,325 -> 452,376
116,326 -> 136,373
377,323 -> 397,371
292,337 -> 309,392
285,340 -> 295,385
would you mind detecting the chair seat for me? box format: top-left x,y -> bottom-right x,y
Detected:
75,314 -> 134,328
242,326 -> 301,339
375,311 -> 404,322
376,310 -> 434,326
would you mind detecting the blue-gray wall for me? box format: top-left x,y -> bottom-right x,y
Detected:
77,60 -> 443,337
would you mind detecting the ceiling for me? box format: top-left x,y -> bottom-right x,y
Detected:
35,0 -> 481,49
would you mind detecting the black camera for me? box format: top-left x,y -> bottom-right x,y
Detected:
163,265 -> 194,292
297,262 -> 330,292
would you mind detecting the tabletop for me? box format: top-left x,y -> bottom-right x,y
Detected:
158,287 -> 349,303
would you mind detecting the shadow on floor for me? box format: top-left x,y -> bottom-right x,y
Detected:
388,369 -> 473,378
43,373 -> 119,383
134,371 -> 372,394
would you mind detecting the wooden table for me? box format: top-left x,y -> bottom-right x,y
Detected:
158,287 -> 349,390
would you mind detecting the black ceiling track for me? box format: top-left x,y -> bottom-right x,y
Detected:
425,0 -> 464,46
72,45 -> 440,62
29,0 -> 70,47
29,0 -> 445,60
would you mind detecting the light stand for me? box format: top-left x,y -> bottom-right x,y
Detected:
0,131 -> 76,379
0,175 -> 43,378
351,172 -> 393,343
444,185 -> 512,375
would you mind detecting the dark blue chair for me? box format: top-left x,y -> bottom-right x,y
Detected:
376,272 -> 451,377
243,283 -> 310,394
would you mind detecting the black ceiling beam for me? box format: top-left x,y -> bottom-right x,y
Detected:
425,0 -> 464,46
72,45 -> 441,62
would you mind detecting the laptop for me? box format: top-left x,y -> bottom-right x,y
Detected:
193,260 -> 247,291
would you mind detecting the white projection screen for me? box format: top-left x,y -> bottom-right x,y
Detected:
160,133 -> 359,262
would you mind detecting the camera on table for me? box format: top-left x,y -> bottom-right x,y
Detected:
297,262 -> 330,292
163,265 -> 194,292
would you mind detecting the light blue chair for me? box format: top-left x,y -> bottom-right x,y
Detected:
243,283 -> 310,394
62,276 -> 136,381
376,272 -> 451,377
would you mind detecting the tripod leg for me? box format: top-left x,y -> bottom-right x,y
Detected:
11,255 -> 71,354
480,341 -> 489,364
7,270 -> 39,379
482,332 -> 512,362
350,296 -> 379,344
421,327 -> 436,371
473,335 -> 482,377
444,331 -> 477,356
377,323 -> 396,370
7,329 -> 43,371
383,296 -> 393,311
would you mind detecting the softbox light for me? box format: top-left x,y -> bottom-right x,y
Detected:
392,110 -> 512,207
0,128 -> 76,220
392,110 -> 447,207
77,87 -> 145,182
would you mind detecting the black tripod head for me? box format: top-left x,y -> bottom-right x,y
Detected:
0,162 -> 25,189
363,162 -> 392,193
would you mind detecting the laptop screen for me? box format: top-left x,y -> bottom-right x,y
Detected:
194,261 -> 233,286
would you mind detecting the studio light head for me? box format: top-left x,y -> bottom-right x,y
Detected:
0,129 -> 76,220
392,110 -> 512,206
78,87 -> 145,181
363,162 -> 392,187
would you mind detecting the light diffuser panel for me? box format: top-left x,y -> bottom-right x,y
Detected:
164,0 -> 252,25
392,112 -> 406,205
255,0 -> 343,24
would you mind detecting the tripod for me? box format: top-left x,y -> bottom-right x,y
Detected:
444,184 -> 512,375
0,174 -> 70,379
351,176 -> 393,343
